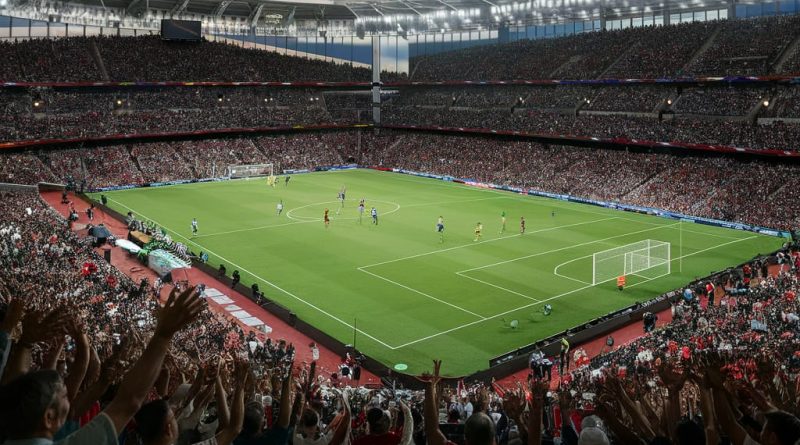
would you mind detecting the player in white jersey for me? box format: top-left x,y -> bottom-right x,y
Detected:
191,218 -> 198,236
276,200 -> 284,216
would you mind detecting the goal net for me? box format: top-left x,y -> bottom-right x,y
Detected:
592,239 -> 671,285
226,163 -> 273,179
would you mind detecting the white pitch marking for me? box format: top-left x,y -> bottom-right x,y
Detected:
105,198 -> 398,350
454,272 -> 542,302
359,216 -> 619,269
393,234 -> 758,349
358,267 -> 487,319
286,199 -> 401,222
617,217 -> 750,240
458,222 -> 683,274
194,219 -> 317,238
379,171 -> 763,242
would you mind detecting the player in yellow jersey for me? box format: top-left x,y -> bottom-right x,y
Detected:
474,222 -> 483,242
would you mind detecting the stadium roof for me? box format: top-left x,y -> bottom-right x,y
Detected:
7,0 -> 735,30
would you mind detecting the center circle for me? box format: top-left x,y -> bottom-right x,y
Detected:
286,200 -> 401,222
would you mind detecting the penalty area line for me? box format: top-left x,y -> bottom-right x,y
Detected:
454,272 -> 542,302
460,221 -> 683,274
358,267 -> 487,319
394,234 -> 758,350
359,216 -> 619,270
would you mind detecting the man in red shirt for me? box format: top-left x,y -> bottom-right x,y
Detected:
353,408 -> 400,445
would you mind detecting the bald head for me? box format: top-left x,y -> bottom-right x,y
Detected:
464,413 -> 495,445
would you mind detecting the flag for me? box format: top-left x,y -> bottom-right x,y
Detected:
491,381 -> 506,398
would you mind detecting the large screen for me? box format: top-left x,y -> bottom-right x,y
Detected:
161,19 -> 202,41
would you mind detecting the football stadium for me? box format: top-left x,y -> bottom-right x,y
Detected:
1,0 -> 800,442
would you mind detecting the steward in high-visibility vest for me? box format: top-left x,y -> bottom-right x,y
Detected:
617,275 -> 626,291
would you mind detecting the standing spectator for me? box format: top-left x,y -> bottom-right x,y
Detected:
559,337 -> 570,375
0,286 -> 204,444
231,270 -> 241,288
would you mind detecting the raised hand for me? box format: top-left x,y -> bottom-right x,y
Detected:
416,359 -> 443,385
19,308 -> 69,346
154,286 -> 204,340
657,359 -> 687,393
233,358 -> 250,388
0,296 -> 25,333
503,389 -> 526,423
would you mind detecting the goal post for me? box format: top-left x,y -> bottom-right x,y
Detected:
592,239 -> 671,285
226,163 -> 274,179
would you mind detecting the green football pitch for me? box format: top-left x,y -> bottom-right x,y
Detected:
93,169 -> 784,376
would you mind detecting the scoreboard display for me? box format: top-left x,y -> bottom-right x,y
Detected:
161,19 -> 202,41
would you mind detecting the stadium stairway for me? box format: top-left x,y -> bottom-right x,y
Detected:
598,41 -> 641,80
680,24 -> 723,75
128,148 -> 145,175
40,189 -> 380,385
549,55 -> 583,79
620,170 -> 670,202
89,39 -> 110,81
408,60 -> 423,81
747,92 -> 773,122
773,32 -> 800,74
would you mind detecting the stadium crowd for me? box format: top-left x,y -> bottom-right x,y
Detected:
0,174 -> 798,445
0,35 -> 369,82
2,83 -> 798,159
2,10 -> 800,445
0,87 -> 369,142
381,105 -> 800,151
323,93 -> 372,123
0,186 -> 306,445
1,130 -> 799,229
361,132 -> 800,230
771,88 -> 800,119
410,15 -> 800,81
684,15 -> 800,77
673,88 -> 768,116
0,133 -> 353,189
